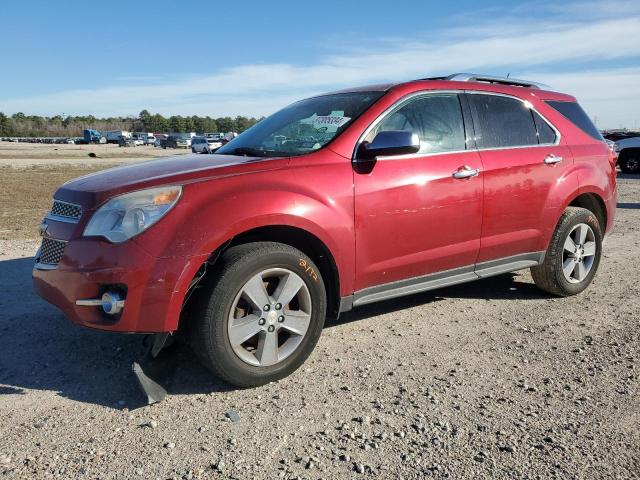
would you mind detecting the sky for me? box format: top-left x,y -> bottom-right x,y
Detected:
0,0 -> 639,129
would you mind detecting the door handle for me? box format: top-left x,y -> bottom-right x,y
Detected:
452,165 -> 480,179
544,154 -> 563,164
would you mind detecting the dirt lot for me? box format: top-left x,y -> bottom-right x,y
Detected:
0,141 -> 189,246
0,148 -> 638,479
0,141 -> 188,167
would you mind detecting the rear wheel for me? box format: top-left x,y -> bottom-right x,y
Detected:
531,207 -> 602,296
619,153 -> 640,174
190,242 -> 326,387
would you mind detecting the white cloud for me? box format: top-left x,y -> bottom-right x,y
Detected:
528,68 -> 640,129
1,2 -> 639,128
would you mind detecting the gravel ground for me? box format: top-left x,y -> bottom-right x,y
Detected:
0,173 -> 638,479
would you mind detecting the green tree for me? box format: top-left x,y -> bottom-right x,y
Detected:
169,115 -> 186,133
216,116 -> 235,133
184,116 -> 195,133
0,112 -> 10,136
139,109 -> 151,129
148,113 -> 169,132
234,116 -> 251,132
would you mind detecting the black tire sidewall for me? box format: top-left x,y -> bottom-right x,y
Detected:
202,247 -> 326,385
552,211 -> 602,295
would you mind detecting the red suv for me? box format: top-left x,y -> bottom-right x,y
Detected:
33,73 -> 617,387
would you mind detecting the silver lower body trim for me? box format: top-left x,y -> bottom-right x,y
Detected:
350,251 -> 545,308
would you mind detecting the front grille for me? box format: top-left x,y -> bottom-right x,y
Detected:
51,200 -> 82,220
38,237 -> 67,265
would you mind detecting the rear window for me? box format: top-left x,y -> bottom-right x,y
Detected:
468,94 -> 538,148
545,101 -> 602,140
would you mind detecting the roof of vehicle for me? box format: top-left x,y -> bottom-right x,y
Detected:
323,73 -> 575,102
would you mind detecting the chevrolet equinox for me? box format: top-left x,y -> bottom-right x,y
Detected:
33,73 -> 617,387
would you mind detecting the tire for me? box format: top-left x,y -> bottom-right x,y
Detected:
190,242 -> 327,387
531,207 -> 602,296
191,147 -> 196,153
619,153 -> 640,174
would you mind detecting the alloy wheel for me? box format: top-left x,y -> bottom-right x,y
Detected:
562,223 -> 597,283
227,268 -> 312,367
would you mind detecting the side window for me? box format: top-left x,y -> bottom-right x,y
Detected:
469,94 -> 538,148
368,93 -> 466,154
532,111 -> 557,144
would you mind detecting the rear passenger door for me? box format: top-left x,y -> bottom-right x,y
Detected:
466,93 -> 574,264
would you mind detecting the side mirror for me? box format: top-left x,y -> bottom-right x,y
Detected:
356,130 -> 420,161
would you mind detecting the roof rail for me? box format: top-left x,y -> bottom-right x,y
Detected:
424,73 -> 552,90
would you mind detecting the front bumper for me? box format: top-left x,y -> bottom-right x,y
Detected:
32,237 -> 207,333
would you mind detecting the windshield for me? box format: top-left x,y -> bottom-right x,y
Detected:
216,91 -> 385,157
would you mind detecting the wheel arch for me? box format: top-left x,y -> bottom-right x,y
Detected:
566,191 -> 607,233
178,224 -> 343,333
228,225 -> 342,319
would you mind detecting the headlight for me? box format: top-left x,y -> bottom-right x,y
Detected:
84,186 -> 182,242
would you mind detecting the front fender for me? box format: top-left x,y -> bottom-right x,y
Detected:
136,153 -> 356,331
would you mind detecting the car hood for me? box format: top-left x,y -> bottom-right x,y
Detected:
54,153 -> 287,208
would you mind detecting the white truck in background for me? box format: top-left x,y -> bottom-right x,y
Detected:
104,130 -> 132,144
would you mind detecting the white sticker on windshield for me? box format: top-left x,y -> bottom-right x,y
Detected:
313,115 -> 351,128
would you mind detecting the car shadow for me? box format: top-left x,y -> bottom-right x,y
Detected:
0,256 -> 233,410
328,271 -> 547,327
0,256 -> 548,409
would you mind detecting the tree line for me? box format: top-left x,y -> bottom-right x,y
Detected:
0,110 -> 263,137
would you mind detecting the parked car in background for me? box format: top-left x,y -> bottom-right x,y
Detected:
206,133 -> 225,141
118,135 -> 138,147
154,134 -> 168,148
130,135 -> 145,147
132,132 -> 156,146
33,73 -> 616,388
613,136 -> 640,174
192,136 -> 223,153
165,134 -> 192,149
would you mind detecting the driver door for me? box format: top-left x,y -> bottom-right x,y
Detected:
353,92 -> 484,293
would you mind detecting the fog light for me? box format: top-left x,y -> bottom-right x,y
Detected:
101,291 -> 125,315
76,291 -> 125,315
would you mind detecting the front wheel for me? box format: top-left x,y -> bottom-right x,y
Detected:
531,207 -> 602,296
190,242 -> 326,387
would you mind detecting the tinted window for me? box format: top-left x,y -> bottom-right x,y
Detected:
369,93 -> 466,154
532,111 -> 557,144
469,95 -> 538,148
545,100 -> 602,140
